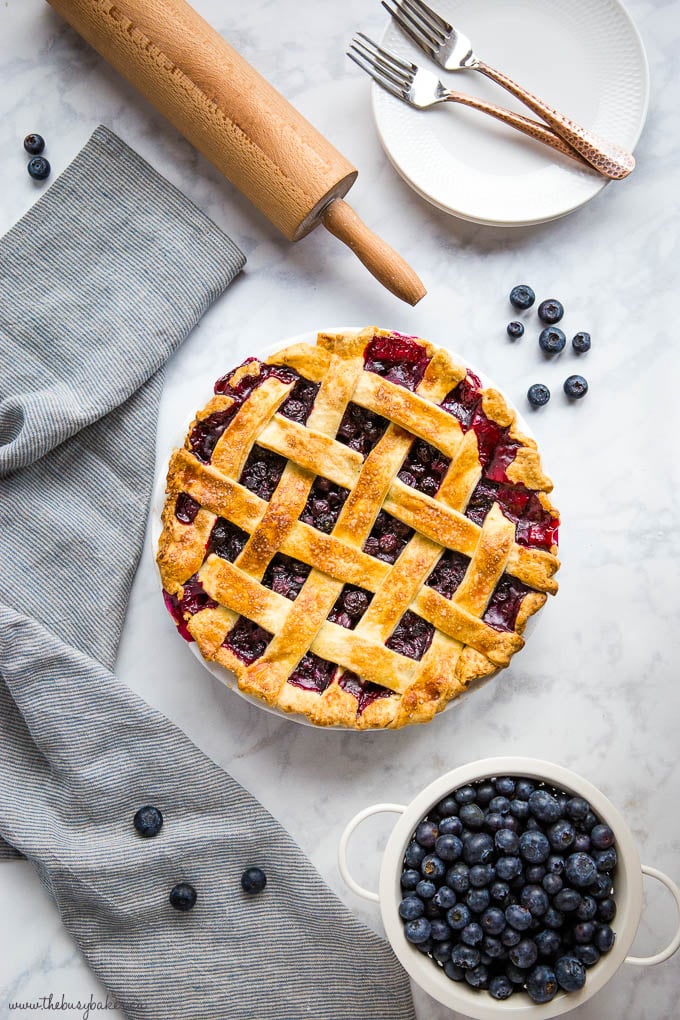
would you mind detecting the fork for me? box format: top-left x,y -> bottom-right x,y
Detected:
382,0 -> 635,180
348,34 -> 595,169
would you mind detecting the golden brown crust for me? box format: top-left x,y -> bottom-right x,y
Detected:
156,327 -> 560,729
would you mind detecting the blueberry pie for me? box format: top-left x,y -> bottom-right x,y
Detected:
157,328 -> 559,729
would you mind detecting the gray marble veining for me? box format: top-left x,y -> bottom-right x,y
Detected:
0,0 -> 678,1017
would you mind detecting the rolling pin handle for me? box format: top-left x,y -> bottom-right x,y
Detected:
321,199 -> 426,306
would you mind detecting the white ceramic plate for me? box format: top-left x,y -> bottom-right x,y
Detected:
372,0 -> 649,225
151,327 -> 542,730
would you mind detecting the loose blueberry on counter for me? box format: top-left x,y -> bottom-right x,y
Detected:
539,326 -> 566,355
564,374 -> 589,399
538,299 -> 564,324
27,156 -> 50,181
507,321 -> 524,340
509,284 -> 536,310
572,331 -> 591,353
169,882 -> 197,911
24,132 -> 45,155
133,805 -> 163,838
241,867 -> 267,894
527,383 -> 550,408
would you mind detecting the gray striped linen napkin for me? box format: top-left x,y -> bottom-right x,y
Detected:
0,126 -> 416,1020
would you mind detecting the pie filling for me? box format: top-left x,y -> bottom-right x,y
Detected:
163,331 -> 559,719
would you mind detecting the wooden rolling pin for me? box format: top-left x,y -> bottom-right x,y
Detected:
47,0 -> 426,305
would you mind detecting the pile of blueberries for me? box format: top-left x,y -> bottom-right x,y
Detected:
398,776 -> 617,1003
506,285 -> 590,408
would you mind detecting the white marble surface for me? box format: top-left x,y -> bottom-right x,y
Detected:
1,0 -> 679,1017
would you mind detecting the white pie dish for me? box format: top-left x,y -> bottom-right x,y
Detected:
151,328 -> 552,730
371,0 -> 650,226
338,757 -> 680,1018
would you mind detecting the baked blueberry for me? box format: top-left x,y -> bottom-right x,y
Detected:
526,964 -> 558,1003
527,382 -> 551,407
489,974 -> 514,1000
404,917 -> 432,944
539,326 -> 566,355
27,156 -> 50,181
507,321 -> 525,340
509,284 -> 536,309
538,299 -> 564,324
169,882 -> 197,911
555,955 -> 586,991
564,374 -> 589,399
241,867 -> 267,894
572,331 -> 591,353
133,805 -> 163,838
24,133 -> 45,155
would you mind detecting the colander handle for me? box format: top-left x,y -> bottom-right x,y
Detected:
626,865 -> 680,966
338,803 -> 406,903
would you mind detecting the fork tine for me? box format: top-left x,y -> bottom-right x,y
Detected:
347,49 -> 406,102
355,31 -> 415,76
403,0 -> 452,35
381,0 -> 438,59
399,0 -> 447,43
350,37 -> 410,91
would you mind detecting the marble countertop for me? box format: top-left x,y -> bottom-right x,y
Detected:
1,0 -> 678,1017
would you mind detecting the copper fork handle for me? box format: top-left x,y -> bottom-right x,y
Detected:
446,90 -> 593,169
475,61 -> 635,180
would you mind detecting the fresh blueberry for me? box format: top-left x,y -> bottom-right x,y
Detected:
510,798 -> 530,821
529,789 -> 562,822
459,803 -> 485,829
491,880 -> 511,903
437,796 -> 459,817
461,921 -> 484,946
535,928 -> 562,957
507,321 -> 525,340
595,847 -> 617,872
526,964 -> 558,1003
489,796 -> 511,815
424,898 -> 443,919
582,811 -> 598,832
590,872 -> 613,899
515,779 -> 535,801
447,903 -> 472,930
500,816 -> 520,834
554,888 -> 582,913
566,797 -> 590,821
415,937 -> 434,955
465,964 -> 490,989
555,955 -> 586,991
416,819 -> 439,848
447,862 -> 470,893
399,895 -> 425,920
416,880 -> 437,900
476,782 -> 496,805
573,921 -> 596,945
495,829 -> 520,855
574,943 -> 601,967
133,805 -> 163,838
506,962 -> 528,984
538,299 -> 564,324
483,935 -> 507,959
521,884 -> 549,917
539,327 -> 566,355
470,864 -> 495,888
421,854 -> 446,880
510,284 -> 536,310
543,907 -> 565,930
526,864 -> 547,884
505,904 -> 532,931
451,943 -> 481,970
543,873 -> 563,896
489,974 -> 514,1000
481,907 -> 506,935
443,960 -> 465,982
496,856 -> 523,881
519,830 -> 551,864
546,854 -> 566,875
169,882 -> 197,911
564,374 -> 588,398
576,895 -> 597,921
241,866 -> 267,894
494,777 -> 515,796
430,919 -> 451,941
573,833 -> 592,853
433,885 -> 457,910
404,840 -> 426,868
455,785 -> 477,805
484,811 -> 504,833
548,820 -> 575,851
572,331 -> 591,353
594,924 -> 616,952
435,834 -> 463,862
466,888 -> 491,914
432,939 -> 454,963
401,868 -> 421,890
27,156 -> 51,181
565,852 -> 598,888
509,938 -> 538,969
501,926 -> 522,947
590,824 -> 615,850
463,832 -> 495,865
404,917 -> 432,944
24,133 -> 46,155
439,816 -> 463,837
597,898 -> 617,923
